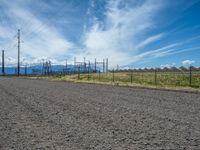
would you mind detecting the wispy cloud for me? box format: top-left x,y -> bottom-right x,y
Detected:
79,0 -> 164,67
0,0 -> 74,64
79,0 -> 200,67
131,43 -> 179,63
135,33 -> 165,49
132,44 -> 200,64
0,0 -> 199,68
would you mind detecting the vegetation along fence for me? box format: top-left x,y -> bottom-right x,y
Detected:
61,66 -> 200,88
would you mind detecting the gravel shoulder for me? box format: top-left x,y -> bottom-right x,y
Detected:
0,77 -> 200,149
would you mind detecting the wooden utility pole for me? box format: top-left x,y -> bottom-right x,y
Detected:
18,29 -> 20,76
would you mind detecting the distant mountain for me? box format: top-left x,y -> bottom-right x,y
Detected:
0,65 -> 73,75
0,64 -> 97,75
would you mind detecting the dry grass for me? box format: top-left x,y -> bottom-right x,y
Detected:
29,71 -> 200,92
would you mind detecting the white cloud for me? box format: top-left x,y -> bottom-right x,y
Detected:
0,0 -> 74,65
1,0 -> 198,68
160,63 -> 176,68
81,0 -> 164,67
135,33 -> 165,49
130,43 -> 179,63
182,60 -> 195,66
80,1 -> 200,68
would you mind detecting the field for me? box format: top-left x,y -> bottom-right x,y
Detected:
0,77 -> 200,149
34,70 -> 200,90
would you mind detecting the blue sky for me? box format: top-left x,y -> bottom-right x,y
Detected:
0,0 -> 200,68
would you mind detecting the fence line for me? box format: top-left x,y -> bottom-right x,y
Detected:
74,66 -> 200,88
1,65 -> 200,88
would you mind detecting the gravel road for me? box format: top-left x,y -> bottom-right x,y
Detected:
0,77 -> 200,149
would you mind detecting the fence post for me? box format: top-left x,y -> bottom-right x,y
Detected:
87,67 -> 90,80
98,70 -> 100,81
155,68 -> 157,85
130,70 -> 133,83
189,65 -> 192,86
2,50 -> 5,76
112,69 -> 115,82
95,58 -> 97,73
25,64 -> 27,76
78,66 -> 80,80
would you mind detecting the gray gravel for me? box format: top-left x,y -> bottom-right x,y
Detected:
0,77 -> 200,150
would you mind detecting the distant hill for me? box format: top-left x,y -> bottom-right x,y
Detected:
0,64 -> 97,75
0,65 -> 74,75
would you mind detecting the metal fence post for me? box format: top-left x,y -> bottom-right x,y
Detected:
87,67 -> 90,80
2,50 -> 5,76
130,70 -> 133,83
25,64 -> 27,76
155,68 -> 157,85
112,69 -> 115,82
189,65 -> 192,86
78,66 -> 80,80
98,70 -> 100,81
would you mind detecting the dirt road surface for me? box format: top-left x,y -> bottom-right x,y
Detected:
0,77 -> 200,149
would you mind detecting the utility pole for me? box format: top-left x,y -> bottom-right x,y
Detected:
18,29 -> 20,76
2,50 -> 5,75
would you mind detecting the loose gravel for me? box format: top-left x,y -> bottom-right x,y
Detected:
0,77 -> 200,149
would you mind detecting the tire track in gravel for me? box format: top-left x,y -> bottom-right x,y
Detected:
0,80 -> 144,149
0,84 -> 85,149
1,80 -> 144,149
